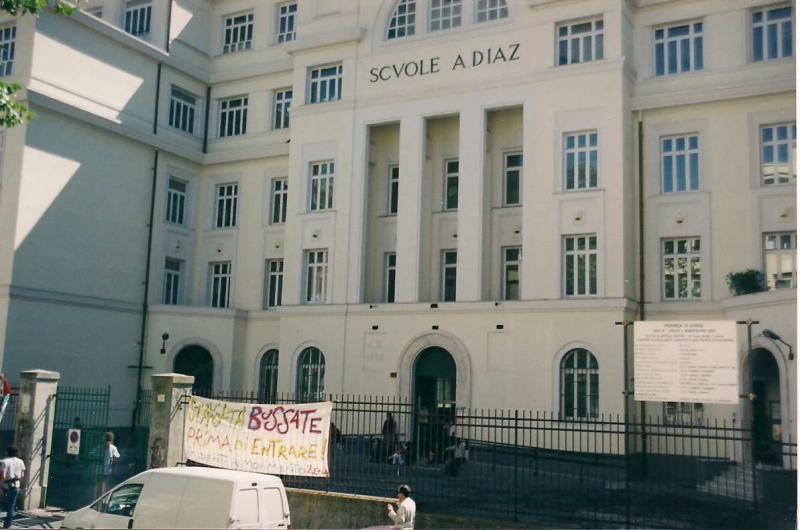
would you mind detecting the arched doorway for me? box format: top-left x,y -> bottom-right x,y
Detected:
413,347 -> 456,464
174,345 -> 214,395
413,347 -> 457,417
749,348 -> 781,464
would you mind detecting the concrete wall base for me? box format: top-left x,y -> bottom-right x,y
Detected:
285,488 -> 530,529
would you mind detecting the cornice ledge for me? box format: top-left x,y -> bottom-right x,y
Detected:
527,0 -> 638,10
210,57 -> 293,84
286,27 -> 366,55
27,89 -> 203,164
65,11 -> 208,83
203,143 -> 290,165
632,75 -> 795,111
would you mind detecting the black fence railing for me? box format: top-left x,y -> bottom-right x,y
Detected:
195,391 -> 796,529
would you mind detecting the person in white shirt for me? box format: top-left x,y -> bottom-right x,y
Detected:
386,484 -> 416,529
0,446 -> 25,529
97,432 -> 120,497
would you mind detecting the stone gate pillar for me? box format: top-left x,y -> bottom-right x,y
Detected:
147,373 -> 194,469
15,369 -> 59,510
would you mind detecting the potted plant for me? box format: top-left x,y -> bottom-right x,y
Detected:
725,269 -> 765,295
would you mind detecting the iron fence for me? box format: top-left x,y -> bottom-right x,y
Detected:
47,386 -> 111,510
195,391 -> 796,529
0,385 -> 17,449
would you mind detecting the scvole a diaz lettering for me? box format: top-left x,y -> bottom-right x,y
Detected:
184,396 -> 332,477
369,43 -> 521,83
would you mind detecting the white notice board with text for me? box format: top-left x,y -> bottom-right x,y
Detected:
634,321 -> 739,404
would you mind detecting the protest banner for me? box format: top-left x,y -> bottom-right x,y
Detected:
184,396 -> 332,477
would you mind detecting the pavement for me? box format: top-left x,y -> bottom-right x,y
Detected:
3,509 -> 66,529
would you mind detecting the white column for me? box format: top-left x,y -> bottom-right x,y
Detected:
520,98 -> 538,300
346,123 -> 369,304
456,106 -> 485,301
395,115 -> 425,303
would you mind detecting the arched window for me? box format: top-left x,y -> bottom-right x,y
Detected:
258,349 -> 279,403
387,0 -> 416,39
296,347 -> 325,402
560,348 -> 599,419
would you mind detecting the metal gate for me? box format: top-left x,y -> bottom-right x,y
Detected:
46,386 -> 110,510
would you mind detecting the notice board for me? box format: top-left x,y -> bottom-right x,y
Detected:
634,321 -> 739,404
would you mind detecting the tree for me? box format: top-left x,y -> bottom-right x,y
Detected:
1,0 -> 76,128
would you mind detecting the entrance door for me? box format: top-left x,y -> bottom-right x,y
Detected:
749,348 -> 782,464
413,347 -> 456,463
173,345 -> 214,395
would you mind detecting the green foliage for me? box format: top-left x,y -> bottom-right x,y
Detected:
0,0 -> 77,128
0,82 -> 33,127
0,0 -> 76,16
725,269 -> 765,296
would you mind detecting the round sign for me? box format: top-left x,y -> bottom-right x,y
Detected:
69,431 -> 79,443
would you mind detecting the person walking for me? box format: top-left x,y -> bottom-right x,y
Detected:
0,446 -> 25,529
97,432 -> 120,497
386,484 -> 416,529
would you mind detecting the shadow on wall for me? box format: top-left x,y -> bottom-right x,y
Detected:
4,12 -> 161,425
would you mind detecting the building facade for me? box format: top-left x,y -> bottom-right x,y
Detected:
0,0 -> 795,455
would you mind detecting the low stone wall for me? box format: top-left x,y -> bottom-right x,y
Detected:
286,488 -> 529,529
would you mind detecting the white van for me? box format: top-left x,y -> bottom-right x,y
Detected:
61,467 -> 291,530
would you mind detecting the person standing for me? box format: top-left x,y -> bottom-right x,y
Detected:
381,412 -> 397,459
97,432 -> 120,497
386,484 -> 416,529
0,446 -> 25,529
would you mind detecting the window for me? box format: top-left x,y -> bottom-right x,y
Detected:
655,22 -> 703,76
0,26 -> 15,77
105,484 -> 143,517
309,161 -> 335,212
441,250 -> 457,302
166,177 -> 187,225
258,349 -> 279,402
215,183 -> 238,228
503,247 -> 521,301
564,234 -> 597,297
169,87 -> 197,135
662,238 -> 701,300
218,96 -> 248,137
209,262 -> 232,308
560,348 -> 599,420
273,89 -> 292,130
388,165 -> 400,215
752,5 -> 793,61
296,347 -> 325,402
476,0 -> 508,22
124,1 -> 151,36
764,232 -> 797,290
223,12 -> 253,54
387,0 -> 416,39
661,134 -> 699,193
385,253 -> 397,303
444,160 -> 459,210
663,402 -> 704,426
557,18 -> 604,65
305,250 -> 328,303
504,152 -> 522,206
270,178 -> 288,224
564,132 -> 598,191
276,2 -> 297,43
162,258 -> 182,305
263,259 -> 284,309
308,64 -> 343,104
430,0 -> 462,31
761,122 -> 796,185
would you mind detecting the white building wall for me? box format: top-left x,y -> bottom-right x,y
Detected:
0,0 -> 793,432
